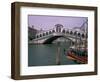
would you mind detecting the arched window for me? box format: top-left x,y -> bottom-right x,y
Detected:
78,33 -> 80,37
55,24 -> 63,32
66,31 -> 69,34
40,34 -> 42,37
52,30 -> 55,33
49,31 -> 52,34
46,32 -> 48,35
43,33 -> 45,36
36,35 -> 39,38
70,31 -> 73,35
62,29 -> 65,33
74,31 -> 77,35
82,34 -> 85,38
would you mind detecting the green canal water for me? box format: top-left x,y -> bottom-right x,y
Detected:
28,42 -> 77,66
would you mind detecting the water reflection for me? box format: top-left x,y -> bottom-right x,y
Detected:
28,40 -> 77,66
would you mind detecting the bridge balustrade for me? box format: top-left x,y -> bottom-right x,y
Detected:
34,28 -> 86,41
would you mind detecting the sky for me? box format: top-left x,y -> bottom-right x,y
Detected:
28,15 -> 88,30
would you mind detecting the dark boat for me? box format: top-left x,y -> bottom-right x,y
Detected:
66,47 -> 87,64
66,33 -> 87,64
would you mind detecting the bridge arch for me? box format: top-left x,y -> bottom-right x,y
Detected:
43,35 -> 74,44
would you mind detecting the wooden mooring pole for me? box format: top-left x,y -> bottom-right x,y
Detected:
56,47 -> 61,65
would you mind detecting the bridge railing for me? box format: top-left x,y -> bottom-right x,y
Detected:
34,29 -> 86,40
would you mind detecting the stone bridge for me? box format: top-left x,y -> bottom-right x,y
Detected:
29,24 -> 87,44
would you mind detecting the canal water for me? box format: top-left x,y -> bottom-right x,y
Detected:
28,42 -> 77,66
